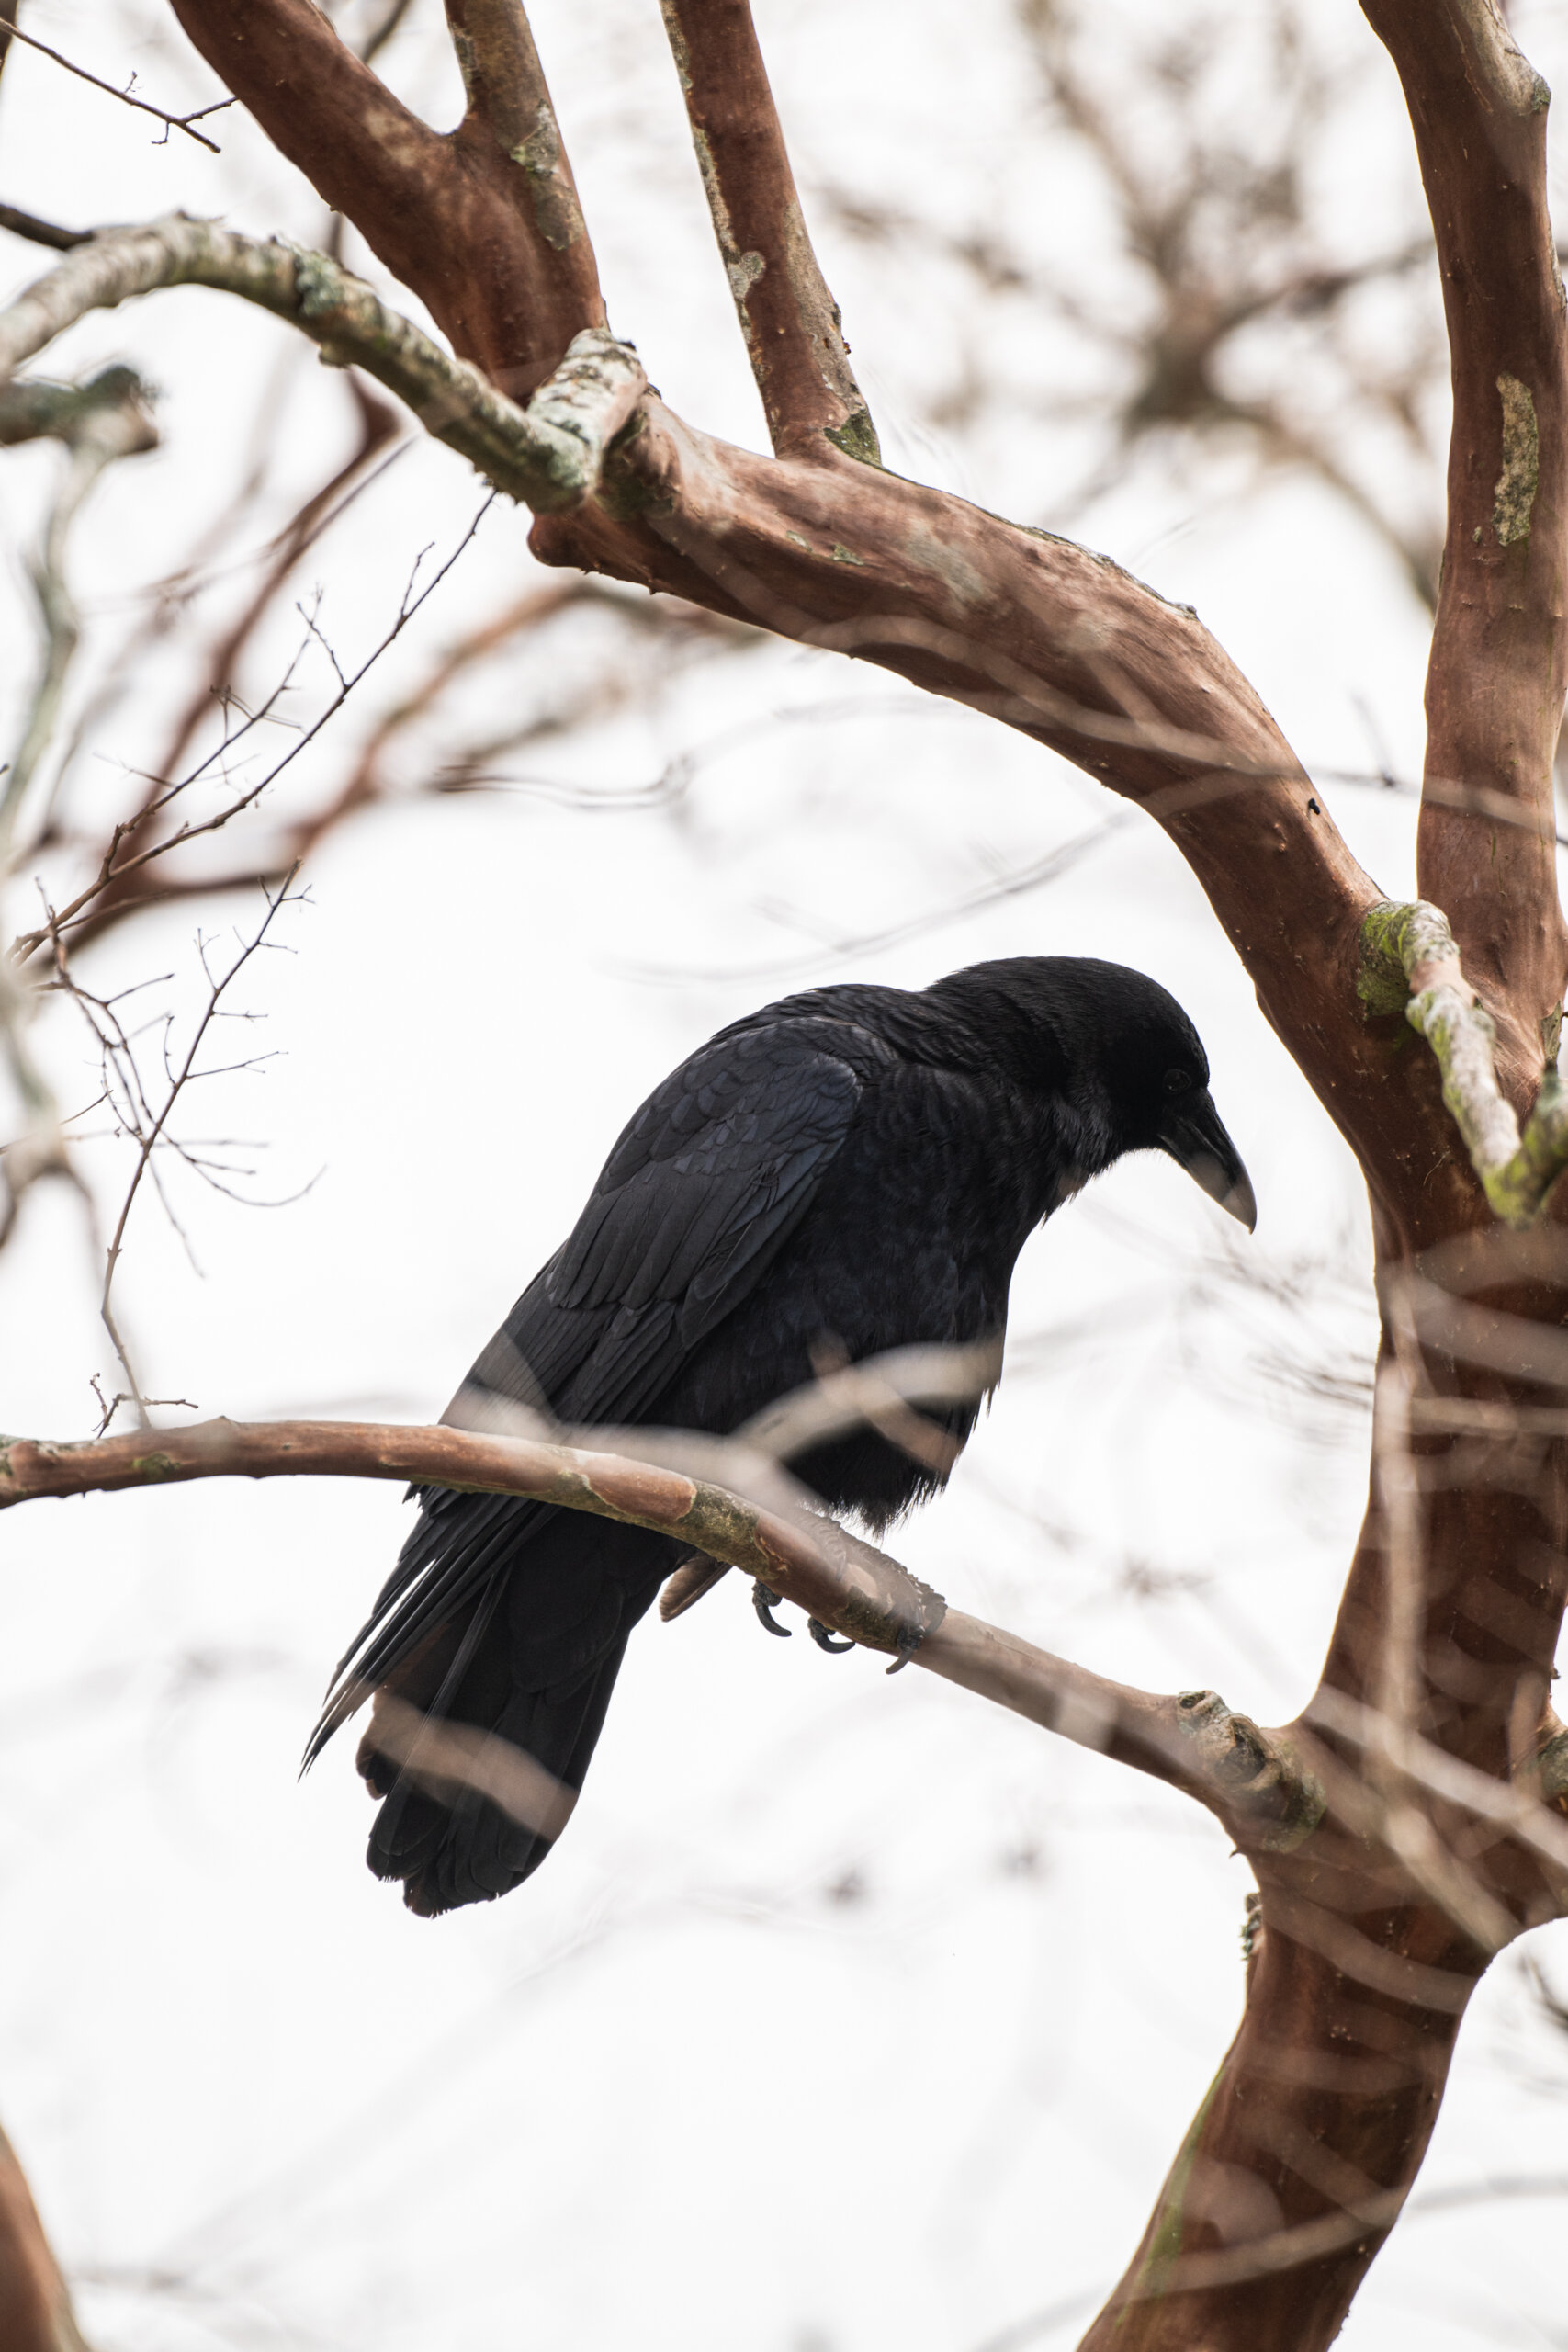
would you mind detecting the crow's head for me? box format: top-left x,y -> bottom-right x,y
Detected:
924,955 -> 1256,1230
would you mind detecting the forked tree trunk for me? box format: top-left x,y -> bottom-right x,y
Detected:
1,0 -> 1566,2344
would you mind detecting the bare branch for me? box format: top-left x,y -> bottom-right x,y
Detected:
78,875 -> 303,1422
0,17 -> 234,152
0,1414 -> 945,1658
11,503 -> 492,967
53,374 -> 404,953
657,0 -> 876,460
0,1408 -> 1336,1842
1359,899 -> 1568,1224
0,204 -> 89,252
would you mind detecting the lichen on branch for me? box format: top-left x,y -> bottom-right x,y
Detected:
1359,898 -> 1568,1225
0,216 -> 646,515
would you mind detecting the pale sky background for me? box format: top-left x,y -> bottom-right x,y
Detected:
2,1 -> 1567,2347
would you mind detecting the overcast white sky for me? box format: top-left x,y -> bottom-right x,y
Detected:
2,2 -> 1567,2346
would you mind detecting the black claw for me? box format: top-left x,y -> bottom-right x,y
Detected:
752,1580 -> 792,1636
808,1617 -> 855,1653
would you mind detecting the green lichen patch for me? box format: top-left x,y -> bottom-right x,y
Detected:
1357,899 -> 1455,1015
131,1452 -> 181,1480
829,542 -> 864,565
1534,1727 -> 1568,1801
1492,374 -> 1539,548
824,407 -> 882,468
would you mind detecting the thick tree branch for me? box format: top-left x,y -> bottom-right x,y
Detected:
1360,899 -> 1568,1223
167,0 -> 603,393
657,0 -> 876,460
444,0 -> 599,361
1360,0 -> 1568,1072
0,221 -> 644,515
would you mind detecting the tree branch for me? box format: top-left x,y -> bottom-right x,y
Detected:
0,2115 -> 92,2352
0,220 -> 644,516
444,0 -> 602,377
1359,899 -> 1568,1224
0,18 -> 234,152
0,204 -> 90,253
167,0 -> 603,392
0,1412 -> 1331,1842
0,1416 -> 945,1658
1360,0 -> 1568,1074
0,368 -> 159,863
657,0 -> 876,460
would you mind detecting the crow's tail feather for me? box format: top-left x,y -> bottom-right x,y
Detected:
356,1634 -> 630,1916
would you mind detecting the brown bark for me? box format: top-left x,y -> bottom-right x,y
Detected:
1078,5 -> 1568,2339
0,2120 -> 91,2352
1360,0 -> 1568,1073
0,1418 -> 1360,1847
656,0 -> 876,459
166,0 -> 603,396
5,0 -> 1559,2340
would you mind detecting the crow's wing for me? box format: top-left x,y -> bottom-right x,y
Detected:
307,1019 -> 867,1757
466,1015 -> 867,1428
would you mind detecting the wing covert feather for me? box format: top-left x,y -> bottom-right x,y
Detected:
471,1023 -> 865,1430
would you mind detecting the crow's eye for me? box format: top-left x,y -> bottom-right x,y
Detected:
1164,1068 -> 1191,1095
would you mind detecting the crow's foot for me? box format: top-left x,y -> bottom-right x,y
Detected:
752,1580 -> 792,1636
808,1618 -> 854,1653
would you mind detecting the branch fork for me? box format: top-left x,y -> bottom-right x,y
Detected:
1359,898 -> 1568,1225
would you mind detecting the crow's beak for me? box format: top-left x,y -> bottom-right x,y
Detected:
1156,1089 -> 1257,1231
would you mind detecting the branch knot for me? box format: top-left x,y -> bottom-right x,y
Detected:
1177,1690 -> 1326,1850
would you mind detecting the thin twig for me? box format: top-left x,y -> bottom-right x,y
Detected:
0,20 -> 235,153
89,874 -> 304,1422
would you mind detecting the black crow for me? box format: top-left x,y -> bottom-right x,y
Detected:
310,956 -> 1252,1915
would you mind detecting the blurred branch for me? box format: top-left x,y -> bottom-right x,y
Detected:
0,368 -> 160,861
822,0 -> 1444,599
11,501 -> 493,967
0,2119 -> 92,2351
0,362 -> 158,1250
58,372 -> 403,953
0,205 -> 91,253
